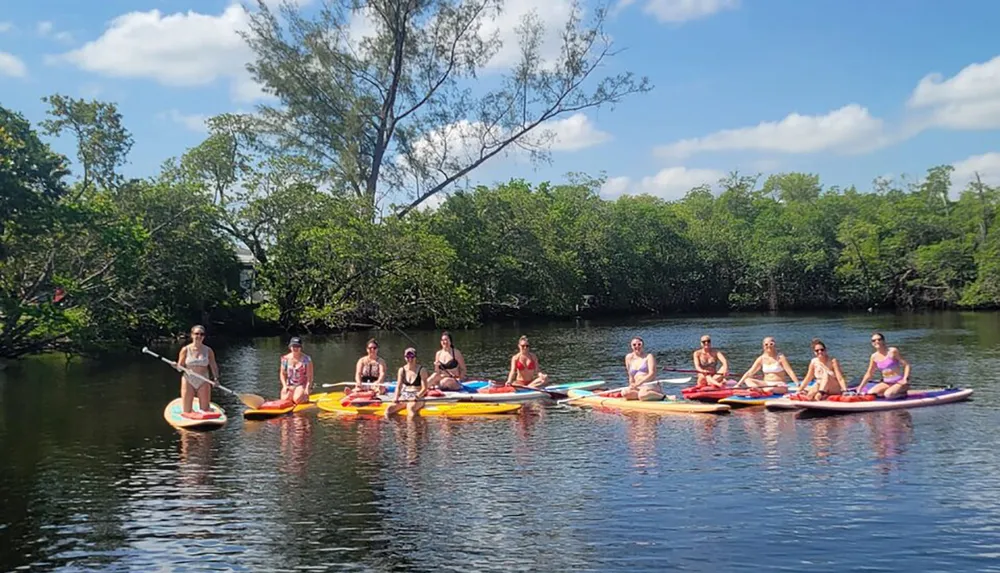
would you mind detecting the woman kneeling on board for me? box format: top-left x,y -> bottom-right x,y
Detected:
506,335 -> 549,388
797,338 -> 847,400
859,332 -> 910,398
385,348 -> 429,418
176,325 -> 220,417
622,337 -> 664,401
737,336 -> 799,394
280,337 -> 313,404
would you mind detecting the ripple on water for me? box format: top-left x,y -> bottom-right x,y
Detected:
4,314 -> 1000,571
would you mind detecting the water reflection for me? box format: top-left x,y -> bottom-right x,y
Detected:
622,413 -> 659,471
278,414 -> 314,478
736,407 -> 791,473
800,410 -> 914,476
3,312 -> 1000,571
177,429 -> 215,489
388,415 -> 429,467
863,411 -> 915,475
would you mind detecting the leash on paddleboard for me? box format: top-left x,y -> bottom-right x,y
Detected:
141,346 -> 265,409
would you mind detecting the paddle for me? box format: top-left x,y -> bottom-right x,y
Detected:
662,367 -> 707,374
342,395 -> 464,407
557,379 -> 675,405
657,376 -> 693,385
142,346 -> 266,409
510,383 -> 564,397
558,388 -> 681,405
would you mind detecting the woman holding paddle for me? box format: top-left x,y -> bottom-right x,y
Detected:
797,338 -> 848,400
279,337 -> 313,405
429,331 -> 466,391
354,338 -> 387,393
737,336 -> 799,394
505,335 -> 550,388
622,337 -> 664,401
384,347 -> 429,418
692,334 -> 729,388
859,332 -> 911,398
176,325 -> 220,417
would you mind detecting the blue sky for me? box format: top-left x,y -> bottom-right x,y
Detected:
2,0 -> 999,204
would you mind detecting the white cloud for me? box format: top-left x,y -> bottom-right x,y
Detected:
482,0 -> 573,70
655,104 -> 886,159
907,55 -> 1000,130
952,152 -> 1000,188
637,0 -> 740,23
407,113 -> 609,170
546,113 -> 612,151
0,52 -> 27,77
600,167 -> 724,200
419,191 -> 451,212
600,175 -> 631,197
344,0 -> 572,71
161,110 -> 210,133
37,20 -> 73,43
255,0 -> 314,8
49,4 -> 271,103
0,22 -> 13,33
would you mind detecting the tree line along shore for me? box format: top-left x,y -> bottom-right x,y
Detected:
3,1 -> 999,361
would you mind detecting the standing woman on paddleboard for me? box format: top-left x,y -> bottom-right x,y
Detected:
737,336 -> 799,393
797,338 -> 847,400
385,347 -> 429,418
693,335 -> 729,388
429,331 -> 466,391
505,335 -> 549,388
280,337 -> 313,404
354,338 -> 387,393
176,325 -> 220,416
622,337 -> 664,401
859,332 -> 911,398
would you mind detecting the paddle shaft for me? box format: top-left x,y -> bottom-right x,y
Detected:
664,367 -> 732,376
142,347 -> 238,396
558,379 -> 665,404
510,383 -> 567,398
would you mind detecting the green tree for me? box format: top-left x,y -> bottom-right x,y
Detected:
0,105 -> 146,359
39,94 -> 133,193
261,189 -> 474,329
242,0 -> 651,217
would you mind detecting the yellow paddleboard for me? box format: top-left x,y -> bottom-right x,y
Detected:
243,401 -> 296,420
293,402 -> 317,413
163,397 -> 227,430
316,398 -> 521,417
566,390 -> 731,414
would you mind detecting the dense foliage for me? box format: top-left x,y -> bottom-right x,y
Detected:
1,104 -> 243,360
2,96 -> 999,361
2,3 -> 998,360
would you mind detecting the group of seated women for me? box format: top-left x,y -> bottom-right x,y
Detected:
682,332 -> 910,401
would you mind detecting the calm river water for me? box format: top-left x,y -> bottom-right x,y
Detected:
2,311 -> 1000,572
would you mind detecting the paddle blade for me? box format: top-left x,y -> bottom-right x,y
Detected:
657,377 -> 693,385
240,393 -> 266,409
